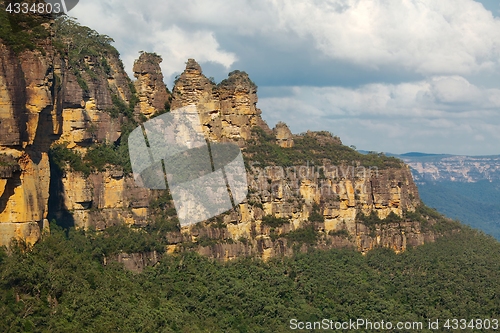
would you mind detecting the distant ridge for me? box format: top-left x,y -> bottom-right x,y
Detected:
399,152 -> 447,157
357,150 -> 450,158
357,149 -> 500,240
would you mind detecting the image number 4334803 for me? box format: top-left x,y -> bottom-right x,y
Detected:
5,0 -> 79,15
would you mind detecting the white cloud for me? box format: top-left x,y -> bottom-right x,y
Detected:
261,76 -> 500,118
139,24 -> 237,78
71,0 -> 500,79
271,0 -> 500,75
428,76 -> 483,104
71,0 -> 238,81
258,76 -> 500,154
68,0 -> 500,154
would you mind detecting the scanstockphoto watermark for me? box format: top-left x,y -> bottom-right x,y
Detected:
248,162 -> 379,197
289,318 -> 500,331
290,318 -> 425,331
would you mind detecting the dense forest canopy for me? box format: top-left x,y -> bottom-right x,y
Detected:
0,226 -> 499,332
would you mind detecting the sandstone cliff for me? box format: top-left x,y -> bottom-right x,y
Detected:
0,17 -> 154,244
0,40 -> 53,246
147,60 -> 442,258
0,16 -> 456,259
164,161 -> 435,259
133,52 -> 171,119
171,59 -> 271,145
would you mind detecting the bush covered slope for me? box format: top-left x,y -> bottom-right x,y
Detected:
0,226 -> 498,332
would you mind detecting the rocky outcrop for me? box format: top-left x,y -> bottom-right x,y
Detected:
48,52 -> 159,230
171,59 -> 270,145
164,163 -> 433,259
52,168 -> 152,230
217,69 -> 270,144
274,122 -> 294,148
133,52 -> 171,118
106,251 -> 159,273
0,30 -> 153,246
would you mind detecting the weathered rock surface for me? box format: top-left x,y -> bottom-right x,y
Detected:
0,43 -> 26,146
49,50 -> 158,231
0,22 -> 451,259
0,35 -> 151,246
106,251 -> 159,273
0,42 -> 55,246
274,122 -> 294,148
133,52 -> 171,118
171,59 -> 271,145
164,163 -> 434,259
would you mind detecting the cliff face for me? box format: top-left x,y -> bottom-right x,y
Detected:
0,20 -> 451,258
0,42 -> 54,246
133,52 -> 171,118
165,162 -> 433,259
171,59 -> 271,145
0,22 -> 155,241
399,154 -> 500,183
159,60 -> 436,258
49,48 -> 158,231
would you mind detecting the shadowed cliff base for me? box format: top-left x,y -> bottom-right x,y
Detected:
47,152 -> 75,230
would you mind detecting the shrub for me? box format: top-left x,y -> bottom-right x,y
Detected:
50,140 -> 133,175
197,236 -> 218,247
262,215 -> 289,228
356,211 -> 382,226
309,203 -> 324,223
88,224 -> 164,256
405,203 -> 462,234
49,144 -> 91,175
0,4 -> 50,54
284,224 -> 318,245
244,127 -> 403,169
384,211 -> 403,223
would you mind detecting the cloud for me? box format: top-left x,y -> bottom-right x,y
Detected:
258,76 -> 500,154
427,76 -> 483,104
68,0 -> 500,154
137,24 -> 237,78
272,0 -> 500,75
71,0 -> 238,81
72,0 -> 500,80
261,76 -> 500,118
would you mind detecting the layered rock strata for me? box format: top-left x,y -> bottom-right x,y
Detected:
1,25 -> 446,259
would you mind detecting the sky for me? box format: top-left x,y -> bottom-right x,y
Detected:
69,0 -> 500,155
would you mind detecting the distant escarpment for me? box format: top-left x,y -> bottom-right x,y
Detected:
400,154 -> 500,183
0,15 -> 460,259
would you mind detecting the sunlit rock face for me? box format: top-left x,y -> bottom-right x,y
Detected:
1,26 -> 443,258
166,163 -> 432,260
133,52 -> 171,118
171,59 -> 270,146
0,33 -> 144,246
274,122 -> 294,148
